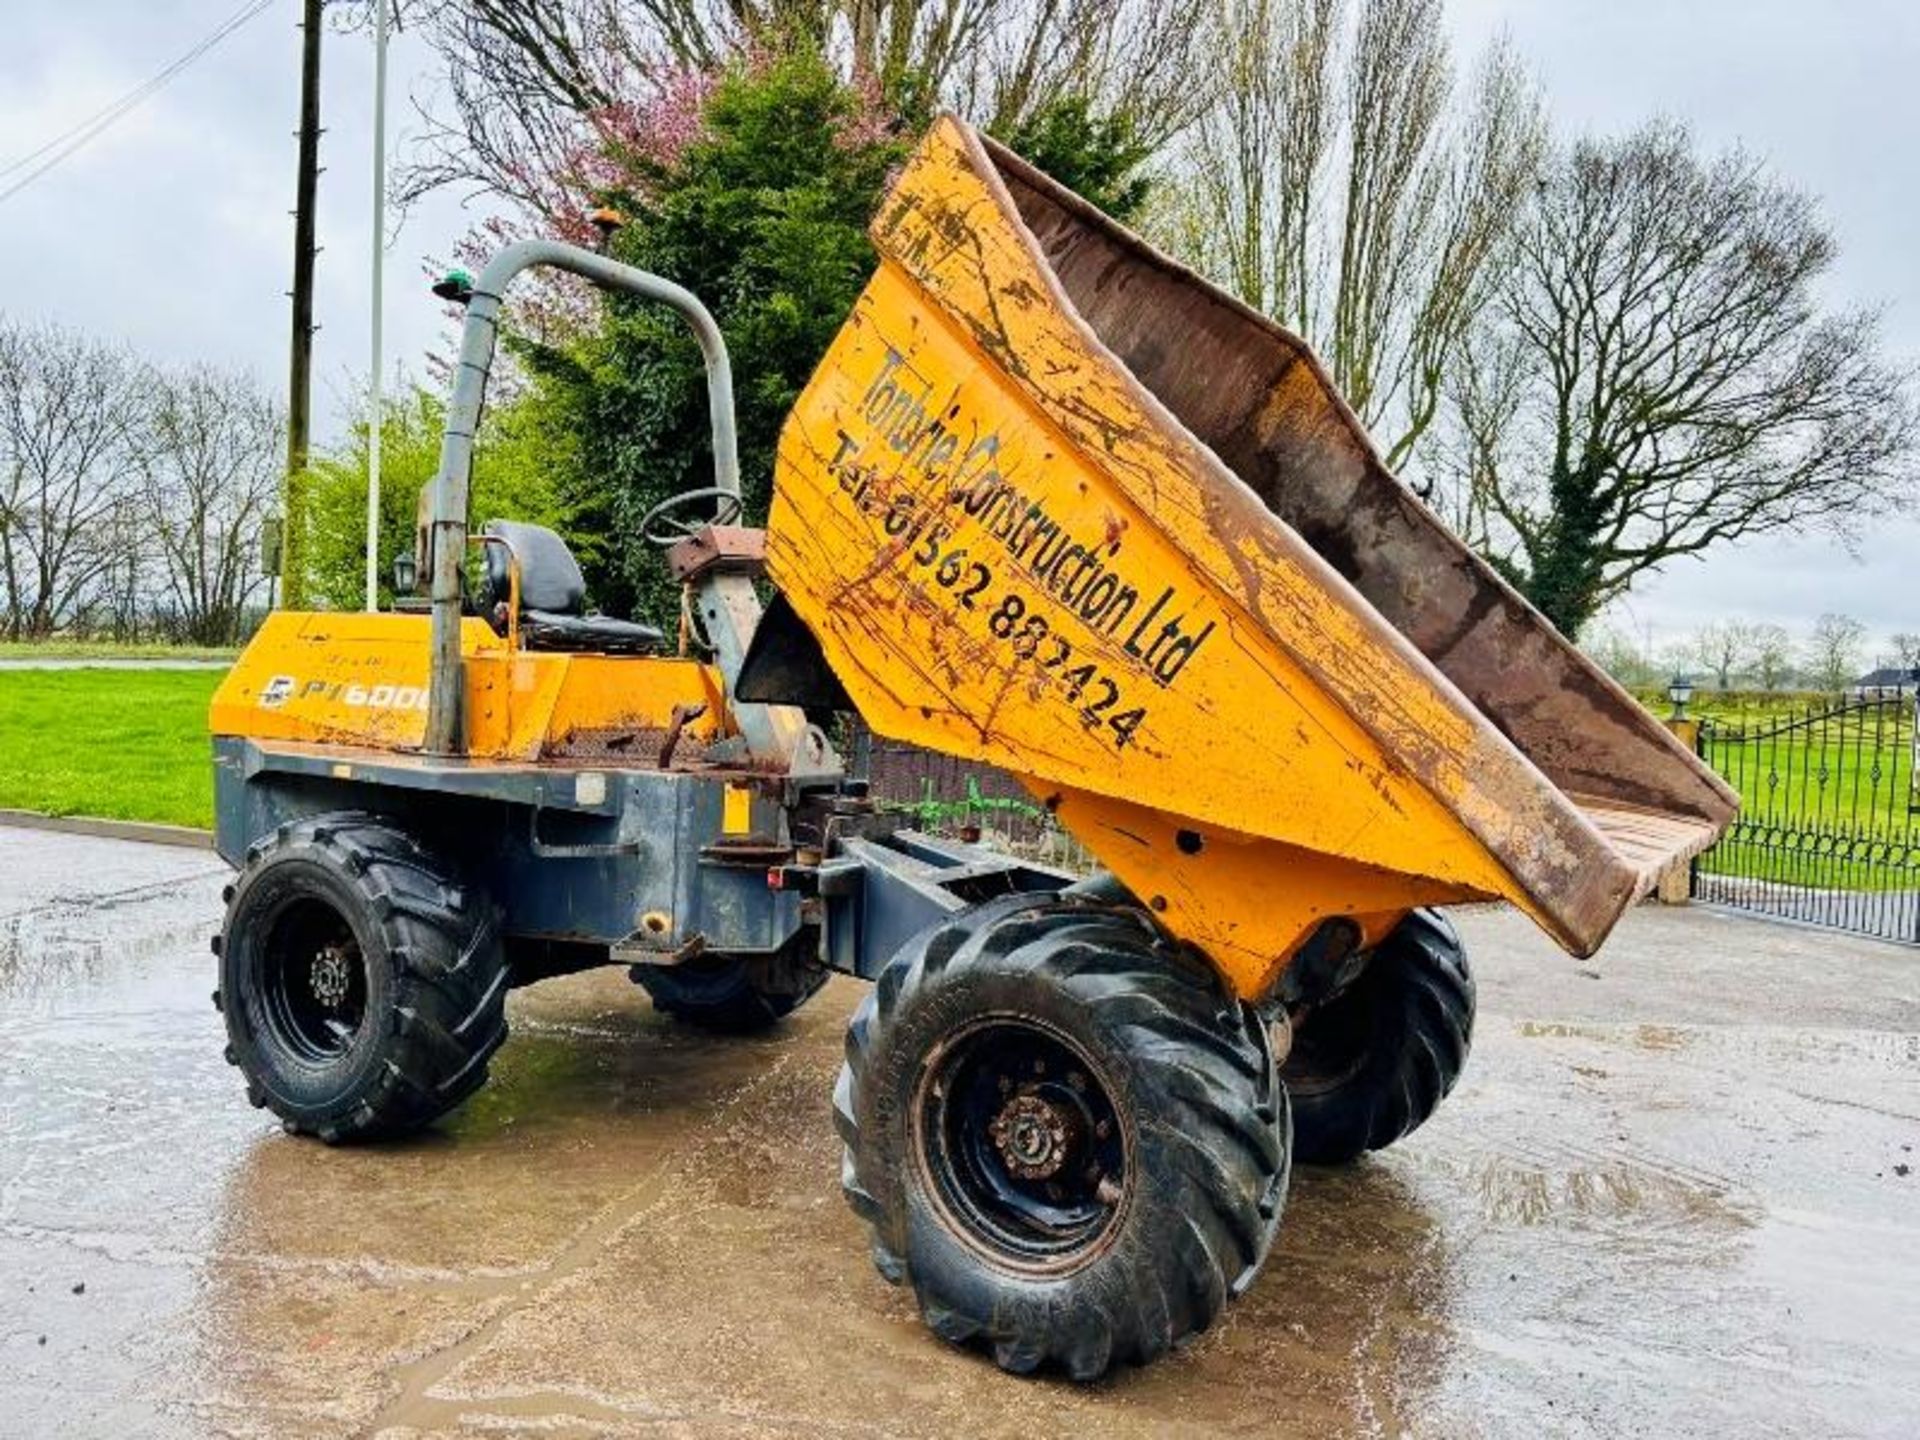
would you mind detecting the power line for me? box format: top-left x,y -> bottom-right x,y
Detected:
0,0 -> 276,205
0,0 -> 274,181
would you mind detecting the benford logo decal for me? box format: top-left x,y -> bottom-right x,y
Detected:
259,675 -> 296,708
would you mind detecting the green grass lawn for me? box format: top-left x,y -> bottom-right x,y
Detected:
0,640 -> 238,662
0,668 -> 221,828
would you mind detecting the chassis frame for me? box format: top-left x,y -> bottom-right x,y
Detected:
215,735 -> 1076,988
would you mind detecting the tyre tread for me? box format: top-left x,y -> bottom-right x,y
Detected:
1284,908 -> 1474,1164
219,813 -> 508,1142
836,892 -> 1290,1380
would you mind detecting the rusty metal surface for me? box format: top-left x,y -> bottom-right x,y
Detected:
991,143 -> 1736,828
542,726 -> 676,766
665,524 -> 768,582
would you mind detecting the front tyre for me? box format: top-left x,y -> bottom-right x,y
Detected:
836,894 -> 1290,1380
215,815 -> 509,1143
1282,909 -> 1473,1164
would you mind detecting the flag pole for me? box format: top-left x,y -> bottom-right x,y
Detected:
365,0 -> 390,610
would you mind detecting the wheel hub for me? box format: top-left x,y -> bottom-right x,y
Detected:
990,1091 -> 1078,1179
916,1015 -> 1129,1271
310,943 -> 354,1010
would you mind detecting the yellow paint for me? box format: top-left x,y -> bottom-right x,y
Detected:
765,116 -> 1638,997
722,785 -> 754,836
1040,785 -> 1473,995
211,611 -> 729,761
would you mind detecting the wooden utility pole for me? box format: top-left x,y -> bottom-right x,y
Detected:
282,0 -> 323,608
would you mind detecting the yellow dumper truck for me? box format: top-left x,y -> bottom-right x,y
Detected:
208,117 -> 1735,1378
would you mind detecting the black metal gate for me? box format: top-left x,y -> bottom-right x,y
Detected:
1692,695 -> 1920,944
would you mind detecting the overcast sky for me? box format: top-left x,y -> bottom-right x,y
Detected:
2,1 -> 1916,660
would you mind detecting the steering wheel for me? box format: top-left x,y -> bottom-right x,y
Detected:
639,486 -> 744,546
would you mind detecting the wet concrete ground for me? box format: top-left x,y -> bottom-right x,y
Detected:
1,825 -> 1916,1437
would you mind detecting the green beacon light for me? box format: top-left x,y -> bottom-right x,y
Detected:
431,268 -> 475,305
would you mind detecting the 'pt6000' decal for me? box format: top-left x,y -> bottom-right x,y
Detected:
256,677 -> 430,712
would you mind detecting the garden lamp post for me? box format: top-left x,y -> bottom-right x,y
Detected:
1667,674 -> 1694,721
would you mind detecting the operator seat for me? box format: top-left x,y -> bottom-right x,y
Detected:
480,519 -> 664,654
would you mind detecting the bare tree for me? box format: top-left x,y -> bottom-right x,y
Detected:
1581,623 -> 1655,689
392,0 -> 635,212
1443,123 -> 1919,637
132,366 -> 283,645
398,0 -> 1209,211
1888,630 -> 1920,673
1806,612 -> 1867,695
1174,0 -> 1544,470
961,0 -> 1210,142
1748,622 -> 1792,692
83,501 -> 151,642
1178,0 -> 1340,331
0,319 -> 144,639
1691,620 -> 1759,691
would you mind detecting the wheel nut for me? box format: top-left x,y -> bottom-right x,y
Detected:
310,943 -> 353,1009
988,1092 -> 1077,1180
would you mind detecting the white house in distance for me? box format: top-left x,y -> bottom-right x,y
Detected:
1847,666 -> 1920,699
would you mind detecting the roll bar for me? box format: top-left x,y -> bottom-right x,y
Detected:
423,241 -> 739,755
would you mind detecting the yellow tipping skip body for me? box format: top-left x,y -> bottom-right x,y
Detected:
768,117 -> 1736,998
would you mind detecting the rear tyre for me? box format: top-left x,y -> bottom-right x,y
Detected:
1282,909 -> 1473,1164
631,943 -> 827,1034
216,815 -> 509,1143
836,894 -> 1290,1380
